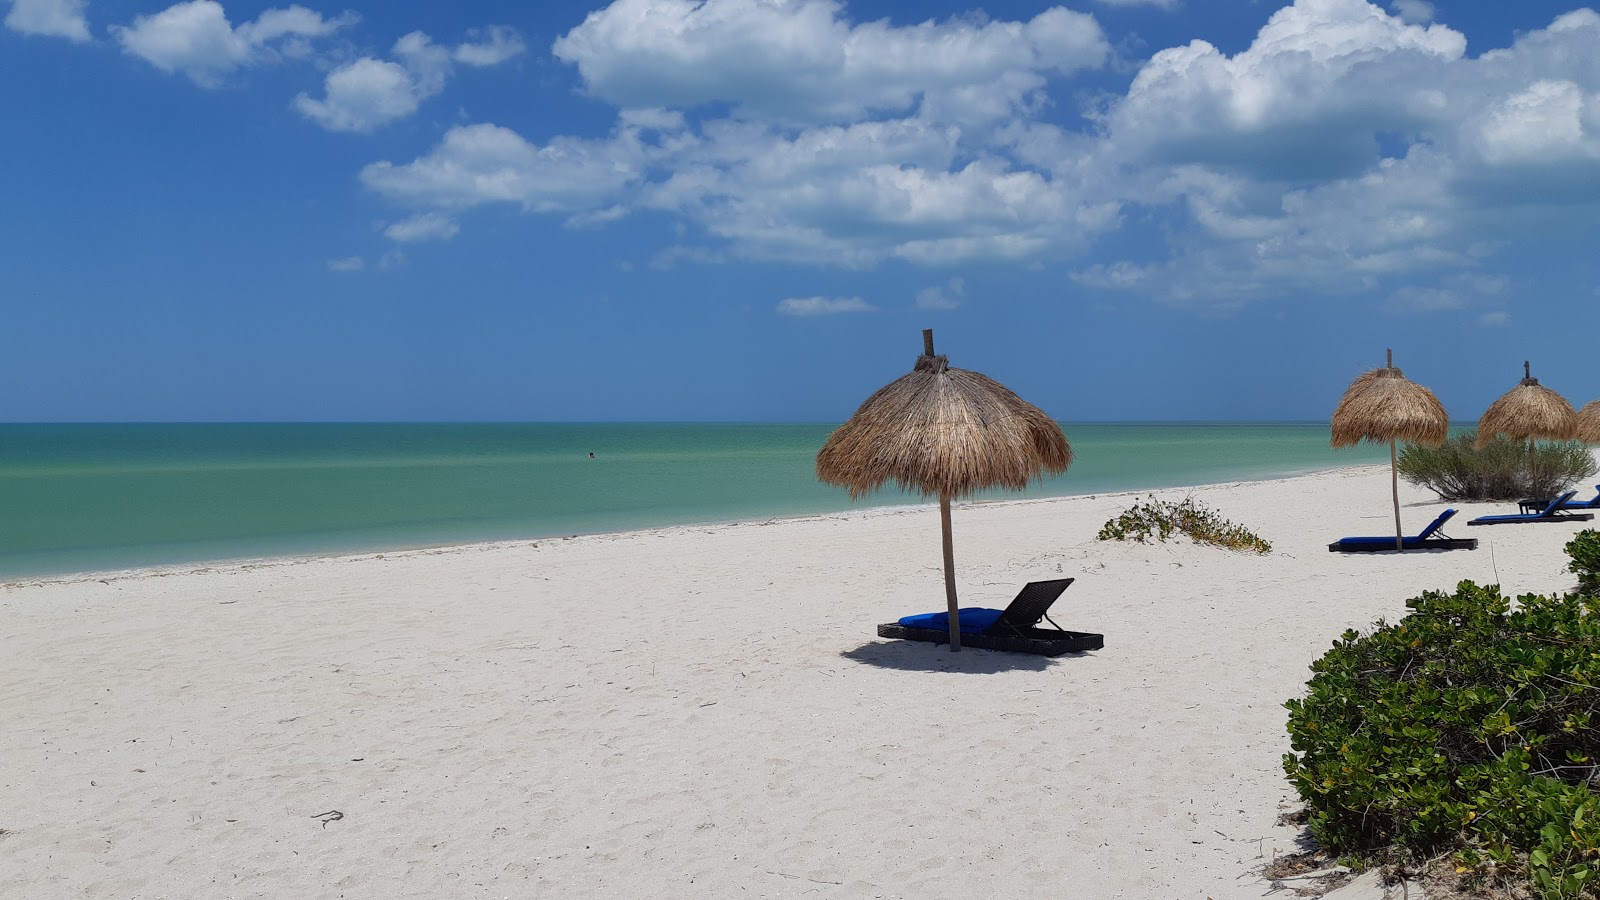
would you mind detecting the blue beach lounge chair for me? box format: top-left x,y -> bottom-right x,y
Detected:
876,578 -> 1103,656
1327,509 -> 1478,553
1518,485 -> 1600,514
1468,491 -> 1595,526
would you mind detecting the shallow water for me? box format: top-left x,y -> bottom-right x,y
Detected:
0,422 -> 1388,576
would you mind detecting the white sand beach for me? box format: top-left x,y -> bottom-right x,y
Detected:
1,464 -> 1590,899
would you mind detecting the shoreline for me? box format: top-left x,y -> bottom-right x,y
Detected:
3,461 -> 1386,588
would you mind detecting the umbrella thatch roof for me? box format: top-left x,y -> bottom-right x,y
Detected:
1476,361 -> 1576,447
1330,360 -> 1449,449
1576,400 -> 1600,445
816,337 -> 1071,500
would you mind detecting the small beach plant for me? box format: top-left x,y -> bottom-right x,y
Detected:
1284,581 -> 1600,898
1096,496 -> 1270,553
1397,431 -> 1596,502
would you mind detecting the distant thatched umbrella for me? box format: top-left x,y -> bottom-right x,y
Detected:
1476,361 -> 1576,447
1576,401 -> 1600,445
816,329 -> 1071,652
1331,349 -> 1449,551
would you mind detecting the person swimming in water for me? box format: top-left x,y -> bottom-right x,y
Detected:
588,452 -> 595,459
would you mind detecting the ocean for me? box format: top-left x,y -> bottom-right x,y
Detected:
0,423 -> 1388,577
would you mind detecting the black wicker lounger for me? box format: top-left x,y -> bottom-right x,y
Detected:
877,578 -> 1103,656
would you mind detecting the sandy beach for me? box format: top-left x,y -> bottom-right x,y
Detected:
2,463 -> 1590,899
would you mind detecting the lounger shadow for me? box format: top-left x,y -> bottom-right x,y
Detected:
876,578 -> 1104,656
1518,485 -> 1600,514
1468,491 -> 1595,526
1327,508 -> 1478,553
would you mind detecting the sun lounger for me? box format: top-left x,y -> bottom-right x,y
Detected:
1327,508 -> 1477,552
1468,491 -> 1594,526
1518,485 -> 1600,514
876,578 -> 1103,656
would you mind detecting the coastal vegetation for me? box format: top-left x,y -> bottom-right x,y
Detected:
1397,432 -> 1596,502
1569,531 -> 1600,595
1096,496 -> 1271,554
1284,575 -> 1600,898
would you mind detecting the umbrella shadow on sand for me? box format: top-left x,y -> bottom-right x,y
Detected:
838,640 -> 1074,673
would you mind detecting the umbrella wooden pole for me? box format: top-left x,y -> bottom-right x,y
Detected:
940,493 -> 961,652
1391,440 -> 1403,552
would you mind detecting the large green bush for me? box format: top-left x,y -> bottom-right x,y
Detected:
1569,531 -> 1600,594
1283,581 -> 1600,897
1398,431 -> 1597,502
1095,496 -> 1270,553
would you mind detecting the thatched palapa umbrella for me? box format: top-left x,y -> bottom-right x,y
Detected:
1331,349 -> 1449,551
1576,400 -> 1600,445
816,329 -> 1071,652
1476,361 -> 1576,447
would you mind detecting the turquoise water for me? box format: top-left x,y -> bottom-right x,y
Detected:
0,423 -> 1387,577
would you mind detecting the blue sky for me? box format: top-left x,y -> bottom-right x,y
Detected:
2,0 -> 1598,422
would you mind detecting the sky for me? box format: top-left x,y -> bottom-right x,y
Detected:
2,0 -> 1598,423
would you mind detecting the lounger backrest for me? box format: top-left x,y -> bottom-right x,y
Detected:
991,578 -> 1075,632
1586,486 -> 1600,508
1414,509 -> 1457,540
1541,491 -> 1579,516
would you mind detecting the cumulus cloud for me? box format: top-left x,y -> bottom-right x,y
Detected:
1075,1 -> 1600,304
296,27 -> 523,132
776,296 -> 875,316
384,212 -> 459,242
1389,0 -> 1434,25
552,0 -> 1108,125
916,277 -> 966,310
361,122 -> 647,213
5,0 -> 90,41
353,0 -> 1600,309
112,0 -> 355,87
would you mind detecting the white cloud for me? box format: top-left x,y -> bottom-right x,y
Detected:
1480,311 -> 1510,326
295,58 -> 419,132
351,0 -> 1600,306
361,122 -> 646,214
5,0 -> 90,41
326,256 -> 364,271
454,25 -> 525,66
1074,1 -> 1600,304
1467,80 -> 1599,165
776,296 -> 875,316
1388,0 -> 1434,25
916,276 -> 966,310
1102,0 -> 1466,181
384,212 -> 459,242
297,28 -> 524,132
112,1 -> 355,87
553,0 -> 1108,125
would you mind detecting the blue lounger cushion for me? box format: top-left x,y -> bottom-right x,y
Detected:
1470,491 -> 1582,525
898,607 -> 1005,633
1334,535 -> 1442,548
1333,509 -> 1457,545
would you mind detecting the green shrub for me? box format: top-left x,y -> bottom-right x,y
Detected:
1283,581 -> 1600,897
1096,496 -> 1271,553
1569,531 -> 1600,595
1398,431 -> 1597,502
